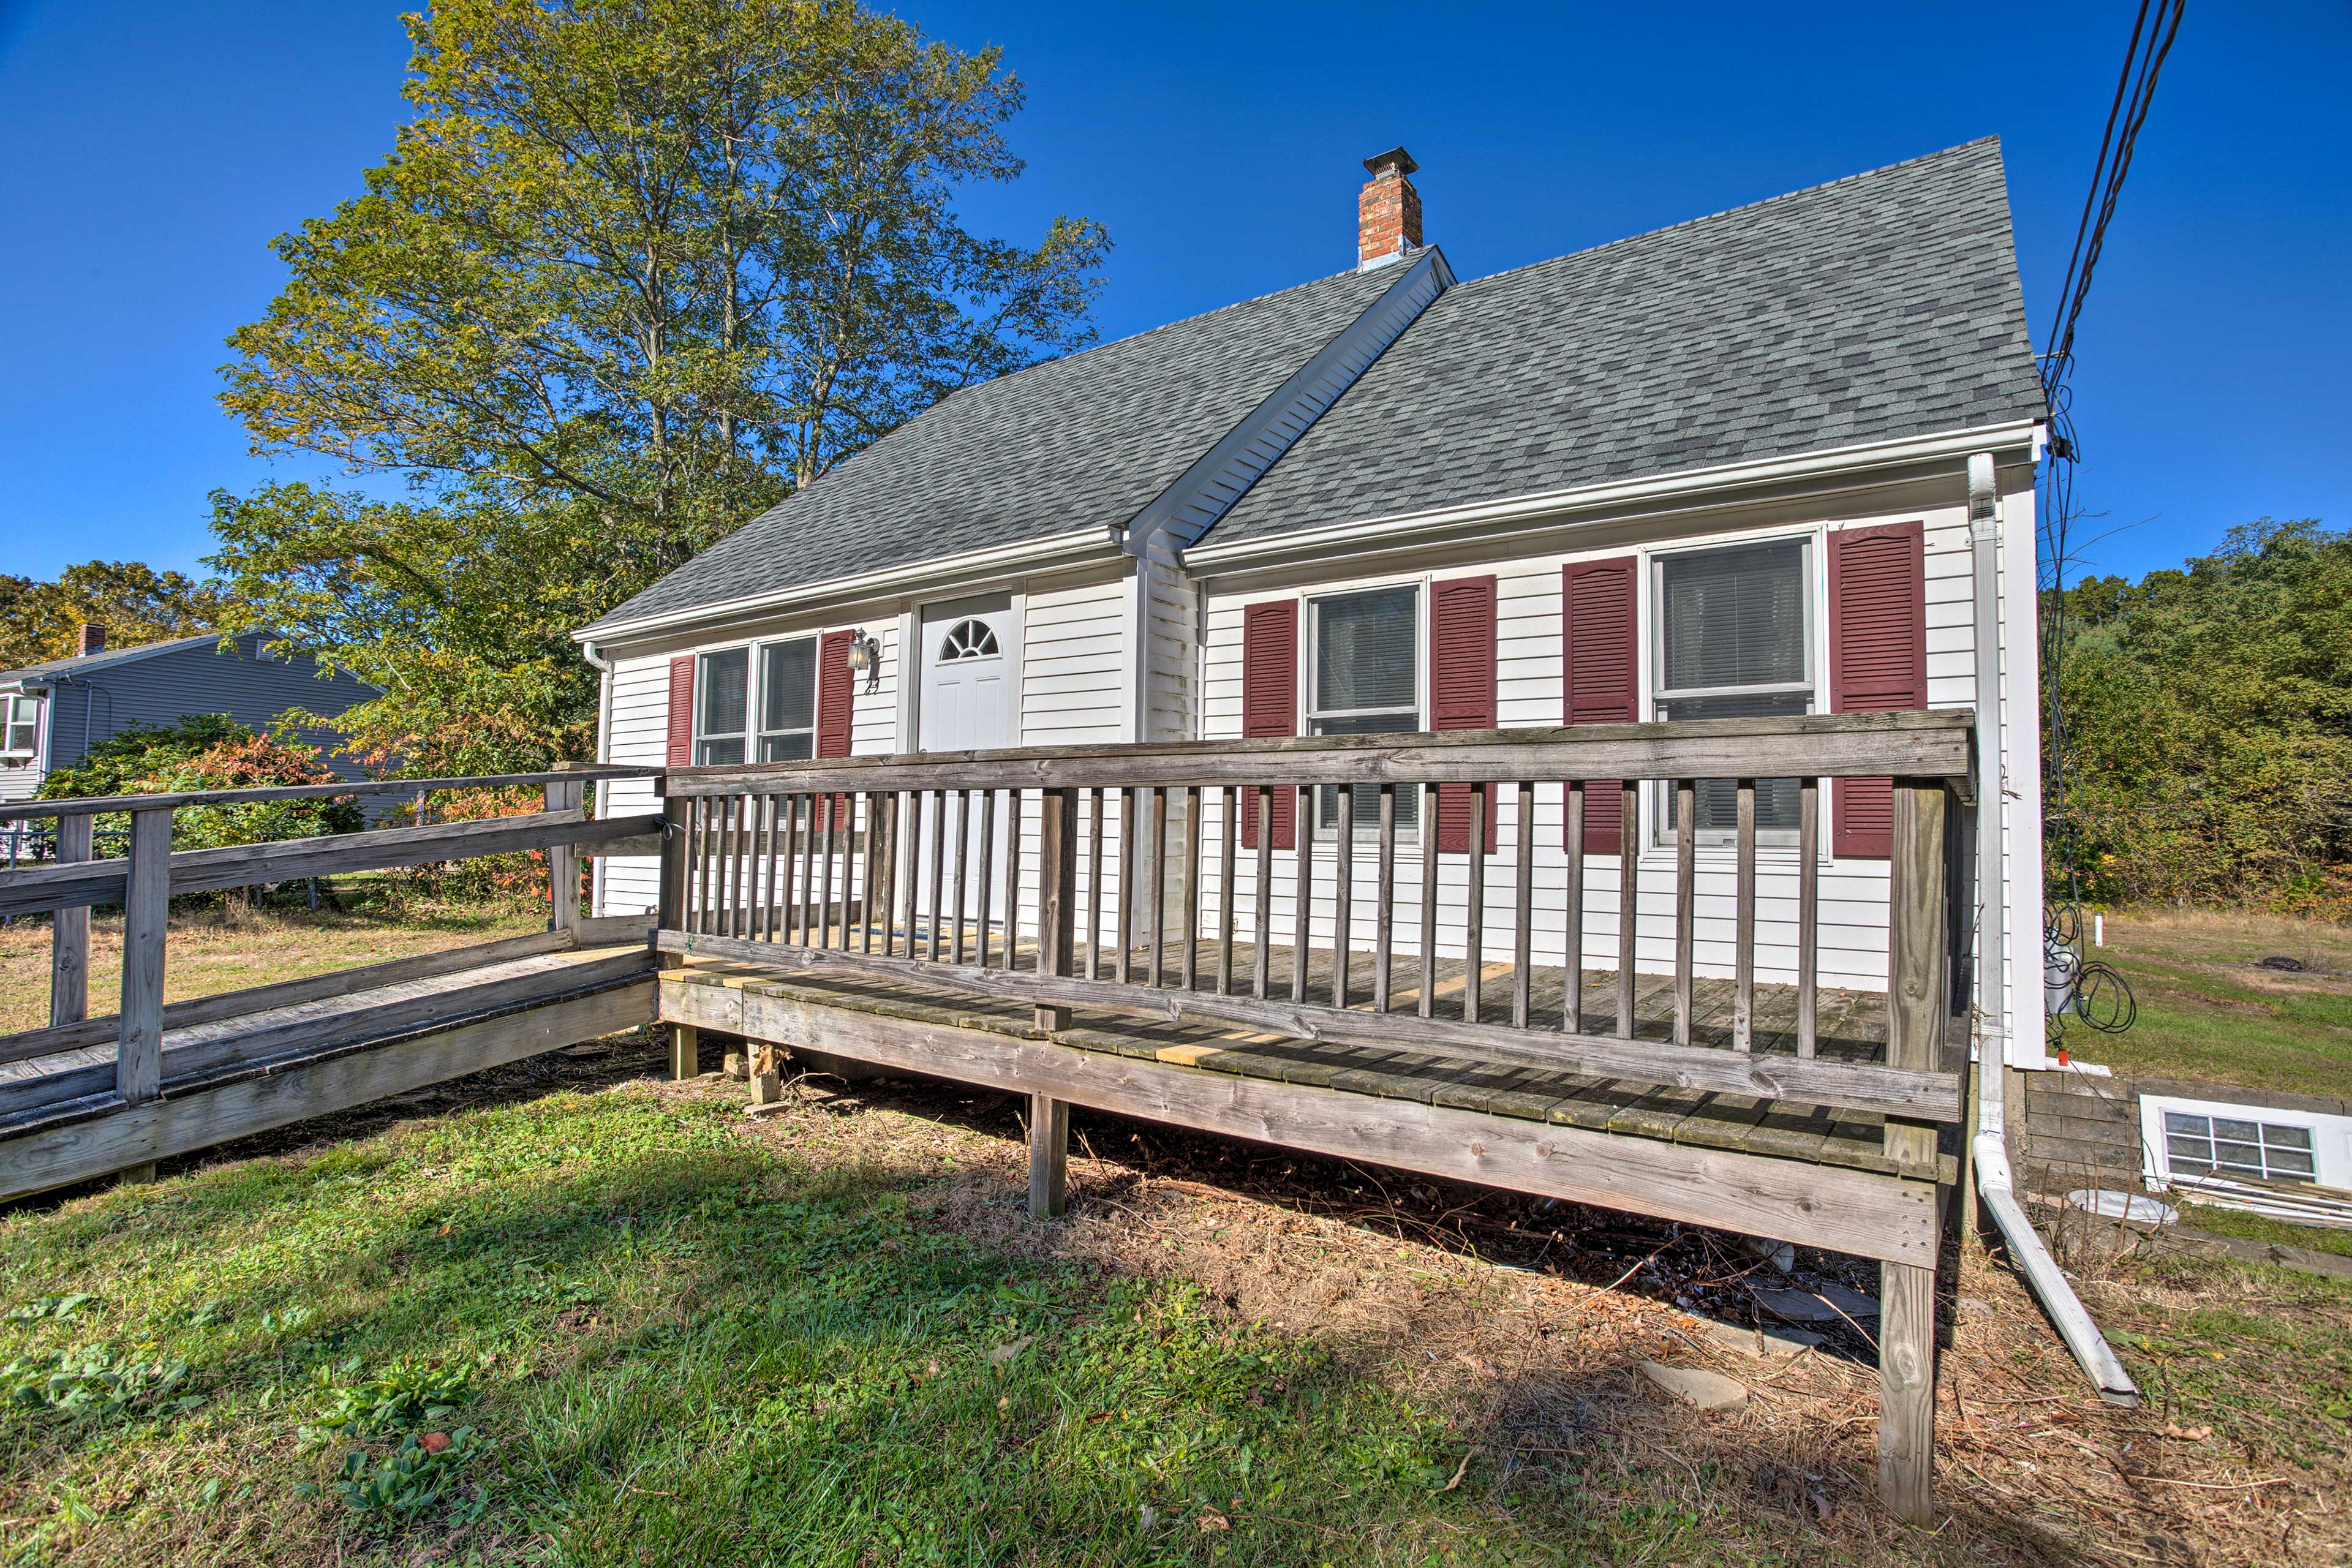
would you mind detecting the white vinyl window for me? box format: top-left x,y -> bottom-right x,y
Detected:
2162,1110 -> 2318,1184
1652,538 -> 1814,843
696,636 -> 817,765
1,695 -> 37,756
1308,586 -> 1419,831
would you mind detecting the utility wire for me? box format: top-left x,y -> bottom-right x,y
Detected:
2037,0 -> 2185,1044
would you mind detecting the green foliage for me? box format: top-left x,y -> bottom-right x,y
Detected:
2,1341 -> 197,1425
303,1359 -> 474,1444
37,715 -> 361,852
0,560 -> 231,673
212,0 -> 1107,774
2048,518 -> 2352,912
331,1428 -> 483,1517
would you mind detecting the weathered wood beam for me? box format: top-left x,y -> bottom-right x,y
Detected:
662,976 -> 1941,1267
0,982 -> 654,1203
1028,1092 -> 1069,1218
652,930 -> 1962,1123
0,812 -> 664,919
659,712 -> 1973,799
0,766 -> 663,824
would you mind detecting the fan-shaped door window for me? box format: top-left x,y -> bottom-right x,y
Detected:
938,619 -> 1001,662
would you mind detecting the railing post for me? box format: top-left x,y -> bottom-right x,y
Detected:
1036,788 -> 1077,1032
50,814 -> 91,1028
545,777 -> 584,939
1879,775 -> 1948,1525
657,788 -> 697,1079
116,807 -> 172,1182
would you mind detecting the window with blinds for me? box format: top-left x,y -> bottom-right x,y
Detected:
1308,586 -> 1420,831
696,636 -> 818,764
1652,539 -> 1814,840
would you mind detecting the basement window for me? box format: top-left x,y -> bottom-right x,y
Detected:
2141,1093 -> 2352,1226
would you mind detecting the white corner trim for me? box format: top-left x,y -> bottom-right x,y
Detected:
576,527 -> 1114,647
1181,420 -> 2044,574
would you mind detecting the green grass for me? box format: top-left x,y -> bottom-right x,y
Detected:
2177,1202 -> 2352,1261
2068,909 -> 2352,1097
0,1083 -> 1751,1567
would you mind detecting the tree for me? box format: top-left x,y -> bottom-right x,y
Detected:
0,562 -> 231,672
221,0 -> 1109,576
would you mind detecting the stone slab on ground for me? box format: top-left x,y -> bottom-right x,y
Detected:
1689,1316 -> 1824,1358
1754,1283 -> 1881,1323
1640,1362 -> 1749,1412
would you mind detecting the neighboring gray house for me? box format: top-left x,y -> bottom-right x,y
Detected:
0,627 -> 380,805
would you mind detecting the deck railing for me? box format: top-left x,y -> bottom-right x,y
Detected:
655,712 -> 1973,1125
0,768 -> 664,1121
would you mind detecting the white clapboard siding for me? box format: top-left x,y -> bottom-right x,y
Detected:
596,649 -> 674,916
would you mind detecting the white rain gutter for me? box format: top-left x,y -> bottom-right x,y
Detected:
1966,449 -> 2138,1408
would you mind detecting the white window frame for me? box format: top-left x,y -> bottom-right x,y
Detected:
1,693 -> 37,758
2141,1093 -> 2352,1193
1645,533 -> 1820,849
1303,581 -> 1425,839
694,635 -> 821,766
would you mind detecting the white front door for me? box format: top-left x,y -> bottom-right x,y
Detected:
916,596 -> 1015,934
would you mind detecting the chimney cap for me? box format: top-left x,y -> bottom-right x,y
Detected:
1362,146 -> 1419,179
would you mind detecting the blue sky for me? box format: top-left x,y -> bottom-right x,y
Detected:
1,1 -> 2344,587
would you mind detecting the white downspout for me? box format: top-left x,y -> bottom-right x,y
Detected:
1966,451 -> 2138,1407
580,639 -> 615,918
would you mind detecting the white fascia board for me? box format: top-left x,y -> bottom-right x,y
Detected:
1181,420 -> 2044,575
574,527 -> 1114,648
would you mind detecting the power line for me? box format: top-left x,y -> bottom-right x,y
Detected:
2037,0 -> 2185,1047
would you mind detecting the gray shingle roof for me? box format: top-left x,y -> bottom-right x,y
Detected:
585,265 -> 1408,633
1202,138 -> 2045,548
0,631 -> 232,687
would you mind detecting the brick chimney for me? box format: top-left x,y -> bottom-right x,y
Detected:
1357,147 -> 1422,271
75,622 -> 105,657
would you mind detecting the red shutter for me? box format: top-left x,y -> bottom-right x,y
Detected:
1239,600 -> 1297,850
1827,521 -> 1927,858
1430,575 -> 1498,854
1561,557 -> 1638,854
665,655 -> 696,767
816,630 -> 855,827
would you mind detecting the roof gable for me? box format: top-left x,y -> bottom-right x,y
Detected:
1200,138 -> 2045,548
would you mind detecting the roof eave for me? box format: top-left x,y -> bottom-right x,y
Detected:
1182,418 -> 2044,574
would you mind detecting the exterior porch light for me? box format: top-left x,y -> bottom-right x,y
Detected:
844,629 -> 881,692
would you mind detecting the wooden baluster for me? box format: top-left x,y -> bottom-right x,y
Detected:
1216,785 -> 1237,997
896,791 -> 921,958
1418,782 -> 1439,1019
801,793 -> 820,944
1036,787 -> 1077,1031
821,793 -> 842,951
118,807 -> 171,1118
1616,782 -> 1638,1039
1798,777 -> 1820,1057
951,790 -> 970,965
1880,777 -> 1949,1525
1673,778 -> 1695,1047
1002,788 -> 1023,971
1252,787 -> 1273,1001
752,794 -> 771,941
927,791 -> 946,962
50,814 -> 91,1028
1086,787 -> 1106,980
729,796 -> 748,938
873,793 -> 896,956
545,778 -> 582,939
1148,786 -> 1167,988
772,793 -> 789,943
1181,786 -> 1202,992
1333,786 -> 1353,1008
1563,781 -> 1585,1034
977,788 -> 998,969
1291,783 -> 1313,1005
1114,788 -> 1133,986
1734,779 -> 1757,1051
1374,783 -> 1396,1014
1464,782 -> 1487,1023
1512,780 -> 1534,1029
695,796 -> 715,935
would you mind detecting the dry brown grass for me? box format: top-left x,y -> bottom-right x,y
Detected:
0,897 -> 546,1038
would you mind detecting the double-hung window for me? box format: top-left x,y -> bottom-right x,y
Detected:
1652,538 -> 1814,842
2,695 -> 37,756
1307,586 -> 1419,831
695,637 -> 817,764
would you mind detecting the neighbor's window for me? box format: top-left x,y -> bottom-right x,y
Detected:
1,695 -> 37,756
1652,539 -> 1813,842
696,638 -> 818,765
1308,586 -> 1419,831
2163,1112 -> 2317,1184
